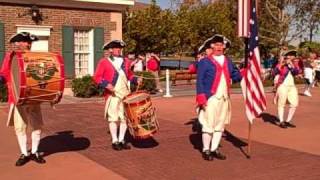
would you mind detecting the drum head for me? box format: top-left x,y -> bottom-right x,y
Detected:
124,92 -> 149,104
10,55 -> 21,103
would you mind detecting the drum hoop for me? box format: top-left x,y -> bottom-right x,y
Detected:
124,97 -> 151,108
123,91 -> 150,105
10,52 -> 27,104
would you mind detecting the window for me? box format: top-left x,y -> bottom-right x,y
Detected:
74,29 -> 93,77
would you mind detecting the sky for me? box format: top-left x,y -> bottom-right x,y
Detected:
137,0 -> 172,9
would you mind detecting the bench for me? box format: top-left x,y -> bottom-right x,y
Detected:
171,71 -> 197,86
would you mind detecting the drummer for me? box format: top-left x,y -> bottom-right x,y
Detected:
94,40 -> 141,151
0,32 -> 46,166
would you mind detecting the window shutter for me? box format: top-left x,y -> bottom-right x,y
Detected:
62,26 -> 74,78
93,27 -> 104,69
0,22 -> 5,64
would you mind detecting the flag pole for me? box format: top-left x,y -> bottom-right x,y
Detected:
244,36 -> 252,158
247,121 -> 252,158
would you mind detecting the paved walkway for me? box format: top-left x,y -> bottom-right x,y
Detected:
0,86 -> 320,179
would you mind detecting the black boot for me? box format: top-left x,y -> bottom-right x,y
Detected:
212,149 -> 226,160
285,122 -> 296,128
202,150 -> 213,161
112,142 -> 122,151
119,141 -> 131,150
15,154 -> 30,166
279,122 -> 287,128
30,152 -> 46,164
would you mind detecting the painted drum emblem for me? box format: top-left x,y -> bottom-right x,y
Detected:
26,59 -> 58,89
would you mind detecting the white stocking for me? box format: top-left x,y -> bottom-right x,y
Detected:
118,122 -> 127,142
286,107 -> 296,123
109,122 -> 118,143
210,131 -> 223,152
202,133 -> 212,152
31,130 -> 41,154
16,134 -> 28,156
278,107 -> 285,123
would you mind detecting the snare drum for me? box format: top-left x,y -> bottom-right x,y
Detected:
123,91 -> 159,139
9,51 -> 65,105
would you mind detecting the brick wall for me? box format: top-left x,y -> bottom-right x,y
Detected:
0,4 -> 118,52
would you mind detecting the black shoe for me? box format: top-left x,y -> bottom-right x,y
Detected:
279,122 -> 287,128
212,150 -> 226,160
119,141 -> 131,150
15,154 -> 30,166
30,152 -> 46,164
112,142 -> 122,151
285,122 -> 296,128
202,150 -> 213,161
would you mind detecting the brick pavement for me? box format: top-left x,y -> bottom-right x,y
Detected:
1,86 -> 320,179
39,87 -> 320,180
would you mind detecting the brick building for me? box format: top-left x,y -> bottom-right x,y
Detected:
0,0 -> 134,78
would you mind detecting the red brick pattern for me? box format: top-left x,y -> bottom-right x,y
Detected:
40,103 -> 320,180
0,4 -> 116,52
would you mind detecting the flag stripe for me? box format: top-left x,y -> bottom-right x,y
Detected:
251,49 -> 267,106
245,73 -> 265,111
240,0 -> 266,123
247,60 -> 267,106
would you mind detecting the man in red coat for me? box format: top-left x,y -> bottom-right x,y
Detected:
0,32 -> 46,166
94,40 -> 140,150
146,52 -> 162,92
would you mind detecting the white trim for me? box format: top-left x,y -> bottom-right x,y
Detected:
74,0 -> 134,5
16,25 -> 51,52
88,29 -> 94,75
16,25 -> 52,36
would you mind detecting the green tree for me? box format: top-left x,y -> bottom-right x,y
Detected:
259,0 -> 320,47
123,1 -> 174,53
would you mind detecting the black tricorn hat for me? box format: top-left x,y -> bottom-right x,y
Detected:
9,32 -> 39,43
103,40 -> 126,50
284,50 -> 297,57
207,34 -> 231,49
198,37 -> 213,53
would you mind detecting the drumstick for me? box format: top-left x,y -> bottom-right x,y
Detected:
136,83 -> 142,91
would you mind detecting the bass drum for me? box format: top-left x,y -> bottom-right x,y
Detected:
9,51 -> 65,105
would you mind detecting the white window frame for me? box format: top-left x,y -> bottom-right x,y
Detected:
74,29 -> 94,78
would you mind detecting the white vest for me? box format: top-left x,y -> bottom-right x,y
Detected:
109,57 -> 130,99
214,73 -> 229,99
282,72 -> 295,86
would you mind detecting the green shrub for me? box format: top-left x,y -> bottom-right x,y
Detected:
0,83 -> 8,102
132,71 -> 156,92
71,75 -> 99,98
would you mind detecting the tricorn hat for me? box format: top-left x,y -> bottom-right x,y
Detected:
9,32 -> 38,43
103,40 -> 126,50
207,34 -> 231,49
198,37 -> 213,53
284,50 -> 297,57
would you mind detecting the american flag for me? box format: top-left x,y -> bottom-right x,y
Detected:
240,0 -> 266,123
